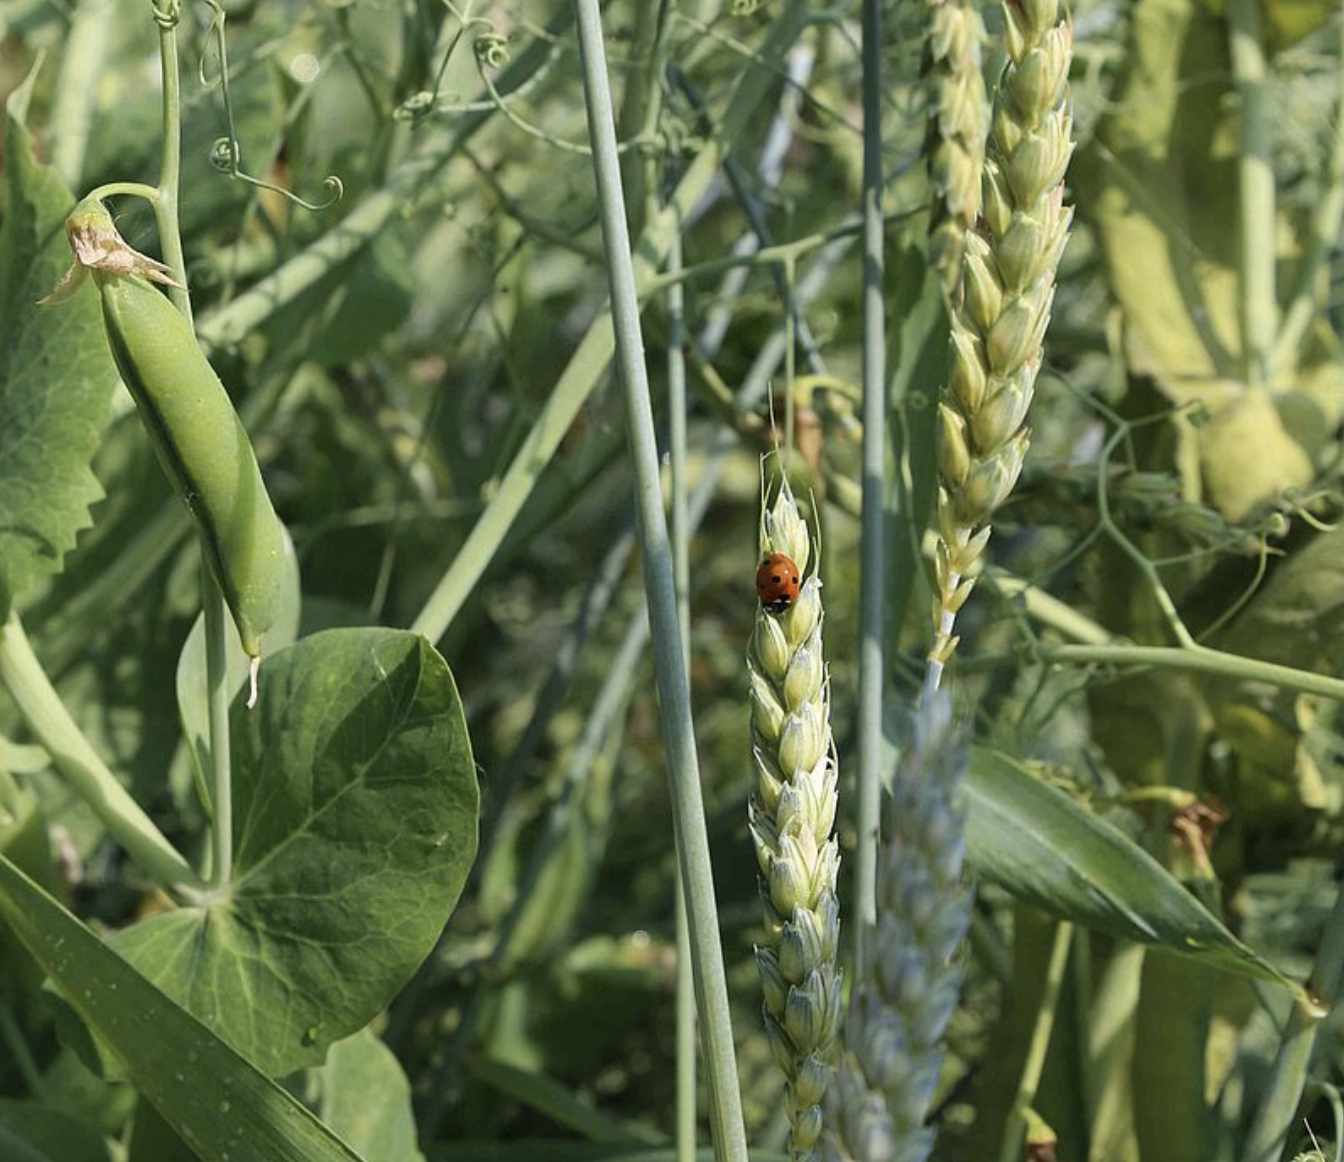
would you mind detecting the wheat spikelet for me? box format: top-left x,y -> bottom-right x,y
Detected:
826,694 -> 970,1162
927,0 -> 990,296
928,0 -> 1074,691
749,476 -> 843,1160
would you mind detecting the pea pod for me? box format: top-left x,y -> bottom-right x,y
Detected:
52,200 -> 284,694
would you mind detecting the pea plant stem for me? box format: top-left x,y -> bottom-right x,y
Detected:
1227,0 -> 1276,391
667,231 -> 699,1162
0,615 -> 202,893
572,1 -> 748,1158
203,566 -> 234,889
153,0 -> 186,305
48,0 -> 111,188
1241,881 -> 1344,1162
999,920 -> 1074,1162
1039,643 -> 1344,704
854,0 -> 887,957
151,0 -> 236,888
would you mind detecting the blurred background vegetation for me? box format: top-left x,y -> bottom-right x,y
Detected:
3,0 -> 1344,1158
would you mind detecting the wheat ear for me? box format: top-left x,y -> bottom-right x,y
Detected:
827,694 -> 970,1162
928,0 -> 1074,692
926,0 -> 991,297
749,476 -> 843,1161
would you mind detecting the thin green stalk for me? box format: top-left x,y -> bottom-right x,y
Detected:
1242,882 -> 1344,1162
983,567 -> 1116,646
614,0 -> 659,232
675,885 -> 697,1160
1227,0 -> 1276,391
152,0 -> 189,320
572,1 -> 746,1157
668,230 -> 699,1162
1270,14 -> 1344,376
854,0 -> 886,959
203,565 -> 233,889
1038,642 -> 1344,704
49,0 -> 111,187
152,0 -> 236,889
998,920 -> 1074,1162
409,1 -> 811,645
0,738 -> 49,774
0,615 -> 202,892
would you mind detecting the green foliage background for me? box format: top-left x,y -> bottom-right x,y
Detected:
1,0 -> 1344,1159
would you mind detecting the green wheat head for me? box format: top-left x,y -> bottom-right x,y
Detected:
928,0 -> 1074,691
749,476 -> 843,1161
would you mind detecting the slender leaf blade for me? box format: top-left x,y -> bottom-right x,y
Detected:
0,1098 -> 109,1162
966,748 -> 1295,989
0,854 -> 367,1162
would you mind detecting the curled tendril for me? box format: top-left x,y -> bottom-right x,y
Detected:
395,91 -> 438,121
209,136 -> 239,172
474,32 -> 510,70
1279,488 -> 1342,533
730,0 -> 762,13
151,0 -> 179,29
392,4 -> 499,126
196,0 -> 343,213
210,137 -> 344,212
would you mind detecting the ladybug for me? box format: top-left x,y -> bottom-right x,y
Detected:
756,552 -> 802,615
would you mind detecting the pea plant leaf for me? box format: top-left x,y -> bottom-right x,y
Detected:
315,1028 -> 425,1162
113,627 -> 479,1077
1074,0 -> 1342,517
0,86 -> 117,619
0,1097 -> 110,1162
966,747 -> 1296,990
0,854 -> 370,1162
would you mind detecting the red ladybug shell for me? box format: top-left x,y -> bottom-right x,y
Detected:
756,552 -> 802,615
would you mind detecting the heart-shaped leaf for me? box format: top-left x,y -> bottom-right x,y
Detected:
114,627 -> 479,1076
0,82 -> 117,618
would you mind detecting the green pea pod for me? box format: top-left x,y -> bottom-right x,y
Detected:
50,200 -> 284,696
